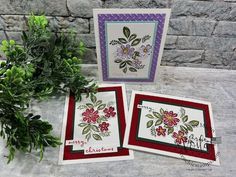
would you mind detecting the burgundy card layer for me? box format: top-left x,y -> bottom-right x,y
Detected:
124,91 -> 220,165
59,84 -> 133,164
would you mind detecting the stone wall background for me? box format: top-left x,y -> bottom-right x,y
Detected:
0,0 -> 236,69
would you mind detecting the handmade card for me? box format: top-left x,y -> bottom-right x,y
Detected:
59,84 -> 133,164
93,9 -> 171,83
124,91 -> 220,165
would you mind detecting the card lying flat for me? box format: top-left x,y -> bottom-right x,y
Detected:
124,91 -> 220,165
93,9 -> 171,83
59,84 -> 133,164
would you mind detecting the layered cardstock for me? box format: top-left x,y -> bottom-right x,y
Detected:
124,91 -> 220,165
93,9 -> 171,83
59,84 -> 133,164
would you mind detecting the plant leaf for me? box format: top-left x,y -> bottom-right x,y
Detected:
97,118 -> 102,124
160,108 -> 165,115
109,40 -> 121,45
85,133 -> 91,141
91,125 -> 100,132
126,60 -> 133,66
32,115 -> 41,120
182,115 -> 188,123
155,119 -> 162,126
142,35 -> 151,43
123,67 -> 127,73
114,59 -> 122,63
97,104 -> 106,110
180,125 -> 188,134
92,134 -> 102,140
123,26 -> 130,39
119,61 -> 126,68
131,38 -> 141,46
99,116 -> 108,121
129,67 -> 137,72
99,131 -> 110,137
90,94 -> 97,103
95,100 -> 102,106
77,105 -> 87,110
146,120 -> 153,128
189,120 -> 199,127
168,127 -> 174,135
129,34 -> 137,41
164,125 -> 169,129
82,125 -> 90,135
185,124 -> 193,132
153,112 -> 162,119
180,107 -> 185,117
118,38 -> 127,44
22,31 -> 28,41
146,114 -> 154,119
86,103 -> 93,108
78,123 -> 87,127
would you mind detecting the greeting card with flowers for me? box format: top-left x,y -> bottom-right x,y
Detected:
124,91 -> 220,165
93,9 -> 171,83
59,84 -> 133,164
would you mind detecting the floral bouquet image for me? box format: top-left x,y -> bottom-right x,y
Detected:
109,26 -> 152,73
146,108 -> 199,145
77,94 -> 117,141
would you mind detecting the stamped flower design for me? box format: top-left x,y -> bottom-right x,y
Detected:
117,44 -> 135,60
109,26 -> 152,73
156,126 -> 166,136
172,131 -> 187,145
132,59 -> 144,69
99,122 -> 110,132
146,108 -> 199,144
103,106 -> 116,118
78,94 -> 116,141
163,111 -> 180,127
139,44 -> 152,57
82,108 -> 99,123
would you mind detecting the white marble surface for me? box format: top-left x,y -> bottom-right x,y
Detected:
0,66 -> 236,177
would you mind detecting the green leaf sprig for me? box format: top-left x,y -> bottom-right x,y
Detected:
0,14 -> 97,163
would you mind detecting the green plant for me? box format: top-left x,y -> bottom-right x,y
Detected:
0,14 -> 97,163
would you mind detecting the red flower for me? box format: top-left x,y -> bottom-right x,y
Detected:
156,126 -> 166,136
172,131 -> 187,144
103,106 -> 116,118
99,122 -> 109,132
82,108 -> 99,123
163,111 -> 179,127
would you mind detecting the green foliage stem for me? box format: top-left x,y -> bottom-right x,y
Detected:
0,14 -> 97,163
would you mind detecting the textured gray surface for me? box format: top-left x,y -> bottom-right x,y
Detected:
0,65 -> 235,177
0,0 -> 236,69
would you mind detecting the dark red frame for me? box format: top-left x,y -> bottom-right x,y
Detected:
63,86 -> 130,161
128,94 -> 216,161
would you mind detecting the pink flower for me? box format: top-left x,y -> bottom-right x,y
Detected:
163,111 -> 179,127
99,122 -> 109,132
116,44 -> 135,59
172,131 -> 187,145
103,106 -> 116,118
156,126 -> 166,136
82,108 -> 99,123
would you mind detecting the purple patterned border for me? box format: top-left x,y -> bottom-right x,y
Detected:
98,13 -> 166,82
